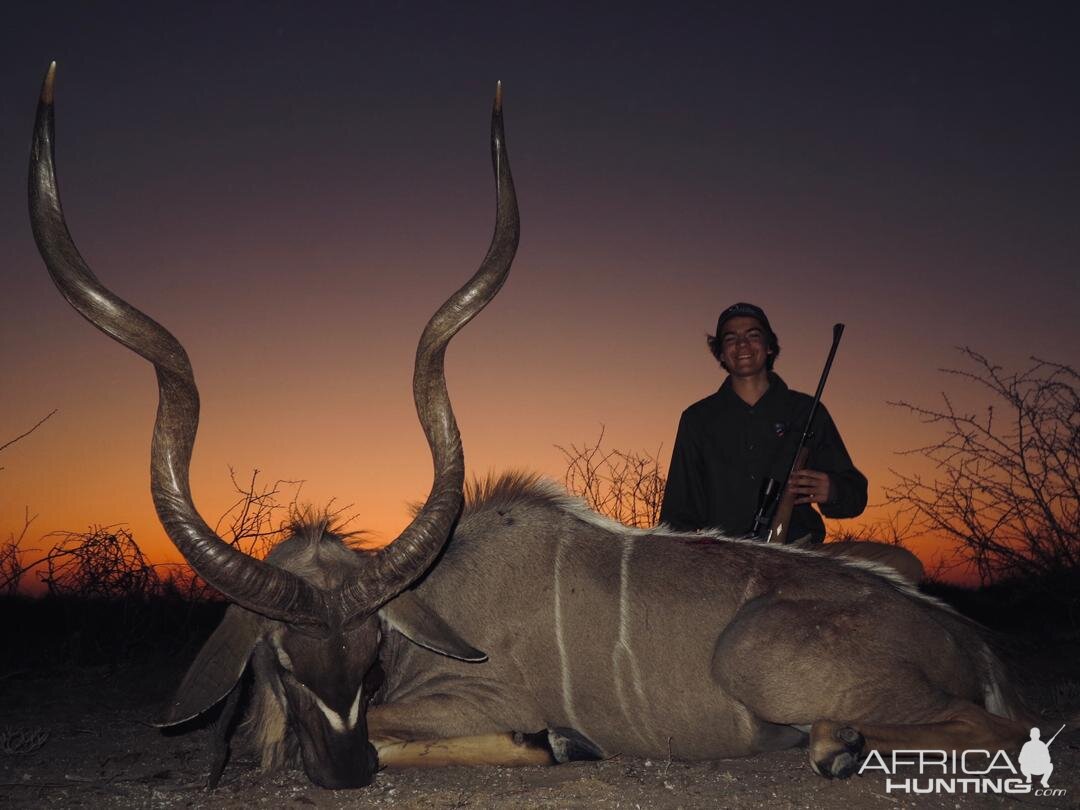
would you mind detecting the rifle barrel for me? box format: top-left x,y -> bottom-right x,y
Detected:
782,323 -> 845,485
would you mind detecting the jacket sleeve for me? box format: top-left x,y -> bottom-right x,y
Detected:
660,411 -> 709,531
809,404 -> 868,519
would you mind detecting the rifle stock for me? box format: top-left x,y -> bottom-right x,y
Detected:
766,446 -> 809,544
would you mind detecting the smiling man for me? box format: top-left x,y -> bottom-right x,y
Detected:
660,303 -> 867,543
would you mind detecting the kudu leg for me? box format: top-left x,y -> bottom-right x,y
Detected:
368,697 -> 603,769
374,728 -> 602,769
808,700 -> 1030,778
712,596 -> 1031,779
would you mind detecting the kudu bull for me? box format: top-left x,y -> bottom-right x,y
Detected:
31,65 -> 1032,790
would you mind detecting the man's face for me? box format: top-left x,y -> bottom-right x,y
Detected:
719,315 -> 770,378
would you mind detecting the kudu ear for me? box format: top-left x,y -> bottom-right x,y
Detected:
155,605 -> 263,727
380,592 -> 487,662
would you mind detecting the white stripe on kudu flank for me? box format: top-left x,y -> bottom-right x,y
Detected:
554,536 -> 583,732
613,534 -> 657,749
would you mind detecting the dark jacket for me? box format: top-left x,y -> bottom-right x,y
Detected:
660,373 -> 867,542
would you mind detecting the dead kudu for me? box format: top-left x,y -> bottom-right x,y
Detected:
30,65 -> 1032,790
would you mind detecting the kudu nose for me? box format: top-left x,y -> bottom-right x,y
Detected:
307,741 -> 380,790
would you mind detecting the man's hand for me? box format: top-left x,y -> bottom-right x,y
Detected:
787,469 -> 834,506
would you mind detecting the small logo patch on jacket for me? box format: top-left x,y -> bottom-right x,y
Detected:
773,422 -> 787,438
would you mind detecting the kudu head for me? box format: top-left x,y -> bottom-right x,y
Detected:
29,63 -> 518,789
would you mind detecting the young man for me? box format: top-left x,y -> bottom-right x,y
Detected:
660,303 -> 867,543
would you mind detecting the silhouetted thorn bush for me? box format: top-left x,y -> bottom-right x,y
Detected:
558,426 -> 667,529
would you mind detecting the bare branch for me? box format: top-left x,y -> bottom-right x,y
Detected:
213,467 -> 307,559
0,409 -> 57,471
0,508 -> 40,595
558,427 -> 667,528
38,525 -> 159,600
885,349 -> 1078,588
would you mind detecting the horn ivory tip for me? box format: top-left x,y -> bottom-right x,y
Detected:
41,62 -> 57,105
494,80 -> 502,112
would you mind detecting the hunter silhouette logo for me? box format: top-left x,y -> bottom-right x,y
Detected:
1019,724 -> 1065,788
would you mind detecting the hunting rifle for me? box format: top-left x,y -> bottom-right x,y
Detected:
751,323 -> 845,544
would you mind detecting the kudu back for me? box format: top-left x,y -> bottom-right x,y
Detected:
31,66 -> 1032,790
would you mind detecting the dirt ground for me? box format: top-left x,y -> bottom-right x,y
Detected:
1,658 -> 1077,809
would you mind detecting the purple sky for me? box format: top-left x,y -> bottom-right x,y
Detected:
2,2 -> 1077,576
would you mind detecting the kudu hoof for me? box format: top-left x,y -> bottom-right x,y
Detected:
809,722 -> 865,779
549,727 -> 605,763
516,727 -> 605,764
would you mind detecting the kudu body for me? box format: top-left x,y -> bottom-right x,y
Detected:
373,476 -> 1030,772
30,66 -> 1031,789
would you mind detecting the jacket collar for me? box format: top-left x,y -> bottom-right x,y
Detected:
717,371 -> 788,409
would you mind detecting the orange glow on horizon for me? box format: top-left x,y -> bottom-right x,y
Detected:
6,418 -> 987,595
4,12 -> 1074,598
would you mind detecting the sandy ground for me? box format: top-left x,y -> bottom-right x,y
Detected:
2,659 -> 1077,809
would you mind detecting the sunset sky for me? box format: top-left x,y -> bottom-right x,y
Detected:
2,3 -> 1077,584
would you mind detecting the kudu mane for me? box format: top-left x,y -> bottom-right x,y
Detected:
456,471 -> 938,608
266,514 -> 369,590
246,673 -> 294,771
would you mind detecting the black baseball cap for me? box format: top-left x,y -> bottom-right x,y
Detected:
716,303 -> 773,337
